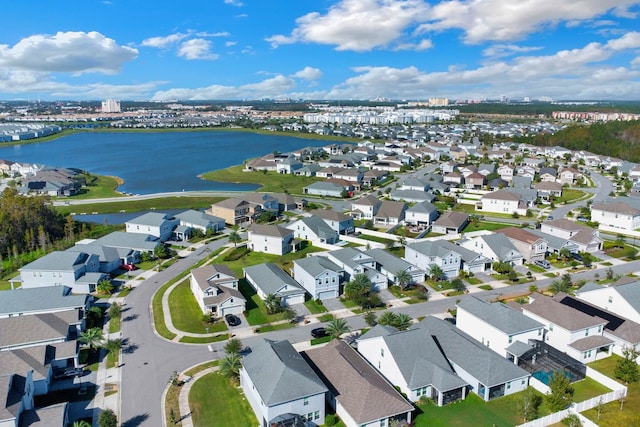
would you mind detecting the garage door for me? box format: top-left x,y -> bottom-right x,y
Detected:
283,294 -> 305,306
317,290 -> 337,300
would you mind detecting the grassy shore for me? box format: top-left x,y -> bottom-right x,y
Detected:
200,165 -> 321,194
56,196 -> 226,215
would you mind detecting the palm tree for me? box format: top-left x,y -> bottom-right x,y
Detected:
615,234 -> 626,249
429,265 -> 444,283
103,338 -> 122,358
549,279 -> 571,295
378,311 -> 398,327
394,313 -> 413,331
325,318 -> 351,340
224,338 -> 243,355
264,293 -> 281,315
79,327 -> 104,352
559,247 -> 571,262
96,279 -> 114,296
395,269 -> 413,290
85,306 -> 103,329
72,421 -> 91,427
220,353 -> 242,382
228,230 -> 242,248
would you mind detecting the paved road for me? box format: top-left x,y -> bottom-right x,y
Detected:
549,171 -> 613,219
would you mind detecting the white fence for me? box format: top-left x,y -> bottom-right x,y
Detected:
529,377 -> 549,394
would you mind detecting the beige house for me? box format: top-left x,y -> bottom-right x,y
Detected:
208,198 -> 255,226
189,264 -> 245,317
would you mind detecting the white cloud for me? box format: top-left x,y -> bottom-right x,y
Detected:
482,44 -> 543,59
394,39 -> 433,51
141,33 -> 188,48
225,41 -> 237,47
606,31 -> 640,50
177,39 -> 219,60
266,0 -> 429,51
151,75 -> 296,100
291,67 -> 322,81
418,0 -> 639,43
224,0 -> 244,6
0,31 -> 138,74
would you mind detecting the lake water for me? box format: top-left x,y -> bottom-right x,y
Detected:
0,131 -> 333,194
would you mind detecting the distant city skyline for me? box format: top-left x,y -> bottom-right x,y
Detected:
1,0 -> 640,102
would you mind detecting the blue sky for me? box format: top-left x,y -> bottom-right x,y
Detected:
1,0 -> 640,101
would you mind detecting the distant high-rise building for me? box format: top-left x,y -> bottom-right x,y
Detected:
428,97 -> 449,107
101,99 -> 121,113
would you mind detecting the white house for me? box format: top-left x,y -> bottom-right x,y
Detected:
480,190 -> 527,216
310,209 -> 354,235
322,248 -> 387,291
496,227 -> 548,263
125,211 -> 178,242
189,264 -> 245,317
520,293 -> 613,363
591,201 -> 640,232
364,248 -> 425,286
540,219 -> 603,253
244,263 -> 307,306
350,195 -> 381,220
456,295 -> 544,359
404,240 -> 462,279
459,233 -> 524,267
575,279 -> 640,324
287,215 -> 339,245
357,316 -> 531,404
247,224 -> 297,256
240,339 -> 328,427
404,201 -> 439,227
292,257 -> 342,300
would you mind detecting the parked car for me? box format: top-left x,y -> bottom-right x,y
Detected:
121,263 -> 136,271
571,252 -> 583,262
311,327 -> 327,338
225,313 -> 241,327
534,259 -> 551,269
576,216 -> 589,223
546,215 -> 554,220
54,368 -> 84,379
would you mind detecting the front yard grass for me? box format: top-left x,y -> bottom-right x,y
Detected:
584,355 -> 639,426
239,279 -> 288,326
557,189 -> 586,204
386,285 -> 428,303
603,241 -> 638,260
413,389 -> 551,427
168,280 -> 228,334
462,220 -> 512,233
179,335 -> 229,344
200,165 -> 321,194
189,372 -> 257,427
304,299 -> 328,314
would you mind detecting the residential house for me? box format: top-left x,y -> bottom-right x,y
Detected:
0,374 -> 68,427
456,295 -> 544,359
431,211 -> 469,235
272,193 -> 303,212
591,201 -> 640,232
575,279 -> 640,324
18,251 -> 108,294
76,231 -> 161,266
173,209 -> 226,237
189,264 -> 245,317
276,156 -> 303,174
478,163 -> 496,176
311,209 -> 354,235
540,219 -> 603,252
388,189 -> 436,204
243,193 -> 280,214
247,224 -> 297,256
350,195 -> 381,220
495,227 -> 548,263
362,169 -> 389,187
364,248 -> 425,286
240,339 -> 328,427
443,172 -> 463,186
498,164 -> 514,181
244,263 -> 307,306
287,216 -> 339,245
321,248 -> 387,290
459,233 -> 524,267
295,164 -> 322,177
303,181 -> 345,198
292,257 -> 342,300
404,240 -> 462,279
373,200 -> 406,225
208,198 -> 253,226
125,212 -> 178,242
553,292 -> 640,362
357,316 -> 531,403
0,286 -> 89,320
559,167 -> 581,185
459,165 -> 478,178
480,190 -> 527,216
20,168 -> 81,197
519,293 -> 612,363
464,172 -> 485,189
529,229 -> 579,256
332,168 -> 363,186
515,166 -> 536,180
440,161 -> 457,174
316,167 -> 345,179
535,181 -> 563,202
304,340 -> 414,427
400,177 -> 430,192
404,201 -> 439,227
538,167 -> 557,182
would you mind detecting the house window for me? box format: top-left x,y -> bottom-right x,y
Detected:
315,411 -> 320,420
538,329 -> 542,336
598,325 -> 602,333
549,324 -> 554,331
608,296 -> 613,303
307,413 -> 313,421
303,397 -> 309,406
585,329 -> 589,336
380,420 -> 386,427
507,382 -> 511,389
381,348 -> 384,357
508,336 -> 513,344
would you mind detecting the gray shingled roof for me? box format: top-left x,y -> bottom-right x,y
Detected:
304,340 -> 413,425
126,211 -> 174,227
241,339 -> 327,406
364,248 -> 424,277
243,263 -> 305,296
248,224 -> 293,238
0,312 -> 78,349
20,251 -> 88,272
92,231 -> 160,252
174,209 -> 224,228
613,281 -> 640,313
406,239 -> 461,258
293,257 -> 341,277
457,295 -> 543,335
0,286 -> 87,317
291,216 -> 336,240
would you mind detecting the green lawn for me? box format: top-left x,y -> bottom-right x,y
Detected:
464,277 -> 482,285
239,279 -> 288,326
304,299 -> 328,314
189,372 -> 257,427
386,285 -> 428,303
179,335 -> 229,344
462,221 -> 512,232
56,196 -> 225,215
200,165 -> 322,194
584,355 -> 640,426
414,390 -> 551,427
69,174 -> 124,199
108,311 -> 121,334
572,376 -> 611,402
168,280 -> 228,334
603,241 -> 638,259
557,189 -> 586,203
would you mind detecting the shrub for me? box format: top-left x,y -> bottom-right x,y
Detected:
324,414 -> 337,426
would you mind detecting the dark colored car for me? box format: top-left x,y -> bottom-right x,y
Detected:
54,368 -> 84,379
225,313 -> 241,327
571,252 -> 583,262
311,327 -> 327,338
